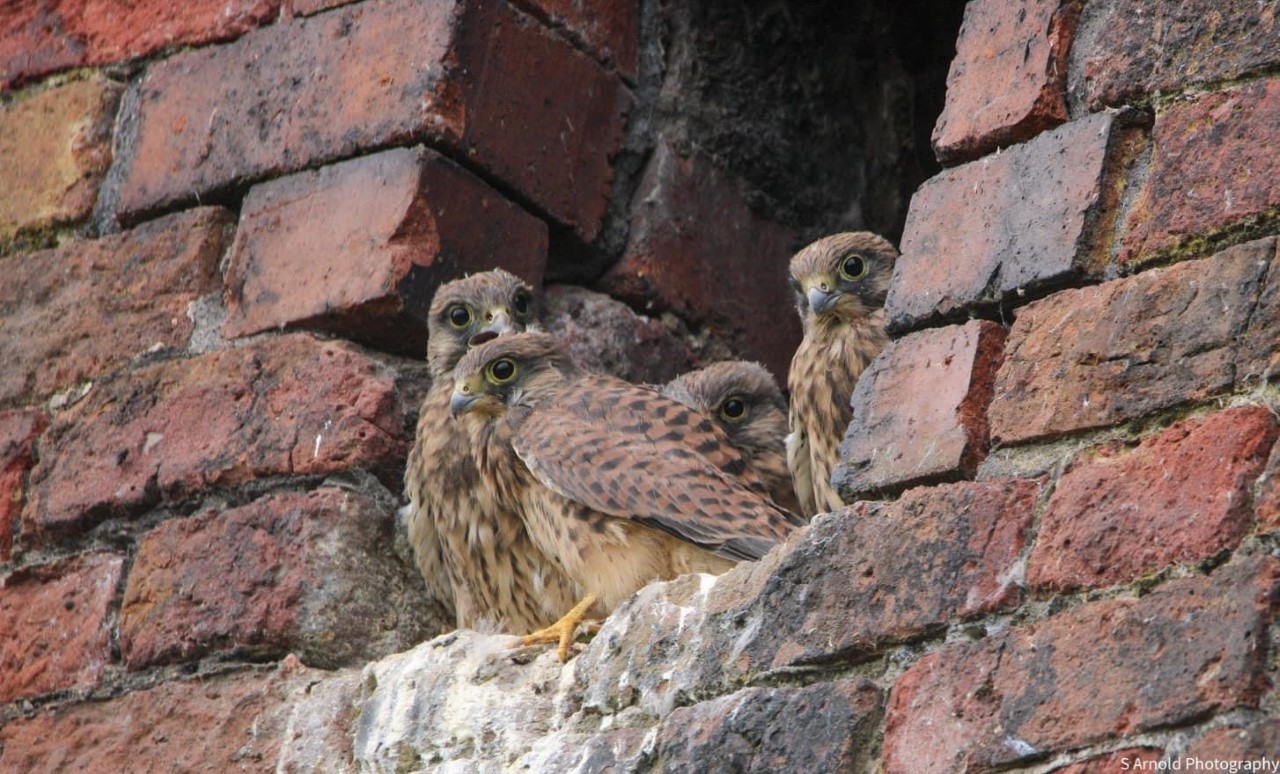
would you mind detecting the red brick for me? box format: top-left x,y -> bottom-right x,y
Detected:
888,112 -> 1124,334
0,207 -> 230,409
512,0 -> 639,81
1030,408 -> 1279,591
1120,79 -> 1280,264
223,145 -> 548,354
1239,238 -> 1280,383
1074,0 -> 1280,111
0,76 -> 121,244
0,409 -> 46,562
0,552 -> 122,703
931,0 -> 1081,165
108,0 -> 631,245
652,679 -> 881,772
0,664 -> 317,771
121,487 -> 443,670
598,141 -> 801,380
1184,719 -> 1280,763
1259,438 -> 1280,531
833,320 -> 1006,498
883,556 -> 1279,772
1051,749 -> 1163,774
0,0 -> 282,89
23,334 -> 415,541
989,240 -> 1272,445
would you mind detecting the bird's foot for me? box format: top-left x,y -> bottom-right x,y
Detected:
520,594 -> 599,662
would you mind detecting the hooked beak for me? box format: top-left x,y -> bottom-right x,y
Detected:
449,374 -> 487,418
478,309 -> 514,338
807,286 -> 841,315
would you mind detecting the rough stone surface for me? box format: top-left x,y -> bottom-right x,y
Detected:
834,320 -> 1006,498
0,207 -> 230,409
1258,438 -> 1280,531
0,76 -> 121,243
883,556 -> 1280,772
1029,407 -> 1279,591
1054,749 -> 1164,774
513,0 -> 639,81
223,145 -> 548,354
0,552 -> 122,703
0,409 -> 46,562
24,334 -> 419,541
121,486 -> 445,670
931,0 -> 1080,164
1120,79 -> 1280,263
107,0 -> 631,244
1073,0 -> 1280,111
888,112 -> 1120,333
989,239 -> 1273,445
1184,719 -> 1280,764
598,141 -> 801,380
0,0 -> 282,89
541,284 -> 697,384
651,679 -> 882,772
1240,245 -> 1280,381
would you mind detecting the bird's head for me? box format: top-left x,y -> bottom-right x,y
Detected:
788,232 -> 898,330
426,269 -> 539,379
662,360 -> 787,462
449,332 -> 578,419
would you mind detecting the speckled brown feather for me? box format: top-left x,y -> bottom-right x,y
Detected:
662,361 -> 803,516
786,232 -> 897,517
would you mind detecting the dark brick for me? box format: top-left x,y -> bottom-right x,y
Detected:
1239,237 -> 1280,383
223,146 -> 547,354
931,0 -> 1081,165
0,0 -> 282,89
834,320 -> 1006,499
0,76 -> 121,244
0,552 -> 123,703
1120,79 -> 1280,264
1184,719 -> 1280,764
989,239 -> 1272,445
888,112 -> 1124,334
883,556 -> 1280,772
0,207 -> 230,409
108,0 -> 631,244
512,0 -> 639,81
1052,749 -> 1163,774
0,409 -> 46,562
1259,437 -> 1280,531
1029,407 -> 1279,591
1073,0 -> 1280,111
653,679 -> 882,773
121,487 -> 443,670
24,334 -> 415,541
598,141 -> 801,380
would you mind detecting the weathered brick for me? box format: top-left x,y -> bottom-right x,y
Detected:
888,112 -> 1124,334
223,145 -> 548,354
1184,720 -> 1280,764
121,487 -> 443,670
1258,438 -> 1280,531
1121,79 -> 1280,264
834,320 -> 1006,499
931,0 -> 1080,165
598,141 -> 801,381
1052,749 -> 1163,774
1030,407 -> 1279,592
107,0 -> 631,244
1239,237 -> 1280,382
0,76 -> 121,243
1073,0 -> 1280,111
652,679 -> 882,772
0,207 -> 230,409
0,552 -> 122,703
512,0 -> 639,81
883,556 -> 1279,772
0,0 -> 282,89
989,239 -> 1273,445
24,333 -> 417,541
0,409 -> 46,562
0,663 -> 320,772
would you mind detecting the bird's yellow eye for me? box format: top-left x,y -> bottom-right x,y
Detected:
447,304 -> 473,329
512,290 -> 531,317
487,358 -> 518,384
719,396 -> 748,423
839,252 -> 868,281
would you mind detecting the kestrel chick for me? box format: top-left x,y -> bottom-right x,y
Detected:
662,361 -> 802,515
787,232 -> 898,517
450,333 -> 805,658
403,270 -> 579,634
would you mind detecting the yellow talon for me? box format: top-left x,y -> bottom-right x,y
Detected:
520,594 -> 599,662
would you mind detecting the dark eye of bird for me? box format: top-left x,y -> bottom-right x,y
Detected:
839,253 -> 868,280
447,304 -> 472,329
512,290 -> 530,317
489,358 -> 517,383
720,397 -> 748,422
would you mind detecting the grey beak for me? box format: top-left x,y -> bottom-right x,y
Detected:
449,391 -> 480,418
479,310 -> 514,338
807,287 -> 840,314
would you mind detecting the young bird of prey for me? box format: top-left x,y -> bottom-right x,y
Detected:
661,361 -> 803,515
403,270 -> 579,634
787,232 -> 898,517
450,332 -> 805,659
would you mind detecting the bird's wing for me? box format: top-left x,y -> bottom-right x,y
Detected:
512,377 -> 804,562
